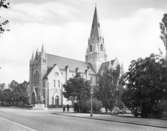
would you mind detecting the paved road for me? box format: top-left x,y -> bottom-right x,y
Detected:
0,108 -> 166,131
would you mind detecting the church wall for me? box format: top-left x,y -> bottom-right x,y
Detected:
68,71 -> 77,79
30,53 -> 97,106
47,65 -> 65,106
30,57 -> 43,103
47,66 -> 84,106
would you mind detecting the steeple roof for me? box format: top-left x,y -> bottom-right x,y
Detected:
90,6 -> 101,41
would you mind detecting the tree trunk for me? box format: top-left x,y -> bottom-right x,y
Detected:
105,107 -> 108,113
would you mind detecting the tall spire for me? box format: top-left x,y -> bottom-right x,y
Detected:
90,6 -> 101,41
85,5 -> 107,73
30,52 -> 34,64
31,52 -> 34,60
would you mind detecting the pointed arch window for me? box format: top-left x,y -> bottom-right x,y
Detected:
43,58 -> 46,63
55,96 -> 59,105
100,44 -> 103,51
90,45 -> 92,52
34,71 -> 40,85
54,80 -> 56,88
52,96 -> 54,105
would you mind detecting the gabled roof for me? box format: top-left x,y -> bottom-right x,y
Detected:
43,64 -> 56,80
46,53 -> 95,73
98,58 -> 120,75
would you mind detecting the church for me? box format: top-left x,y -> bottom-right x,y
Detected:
28,7 -> 120,107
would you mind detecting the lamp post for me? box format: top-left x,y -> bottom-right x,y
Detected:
90,87 -> 93,117
45,80 -> 49,108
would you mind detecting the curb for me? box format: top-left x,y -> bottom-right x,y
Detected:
55,113 -> 167,129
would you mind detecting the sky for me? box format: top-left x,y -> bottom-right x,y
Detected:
0,0 -> 167,83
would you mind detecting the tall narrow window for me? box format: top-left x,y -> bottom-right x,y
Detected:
34,71 -> 39,85
90,45 -> 92,52
52,96 -> 54,105
54,80 -> 56,88
55,72 -> 59,76
100,44 -> 103,51
55,96 -> 59,105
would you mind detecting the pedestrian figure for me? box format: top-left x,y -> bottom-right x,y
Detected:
63,105 -> 66,112
67,104 -> 70,112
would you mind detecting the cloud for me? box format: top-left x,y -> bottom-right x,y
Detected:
103,8 -> 165,69
0,2 -> 80,24
13,0 -> 90,4
0,1 -> 166,83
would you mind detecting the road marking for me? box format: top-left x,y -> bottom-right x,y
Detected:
0,116 -> 37,131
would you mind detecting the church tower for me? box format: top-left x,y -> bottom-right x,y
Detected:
29,45 -> 47,104
85,6 -> 107,73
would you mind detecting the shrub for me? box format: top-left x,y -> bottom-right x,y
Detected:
159,99 -> 167,111
80,98 -> 102,113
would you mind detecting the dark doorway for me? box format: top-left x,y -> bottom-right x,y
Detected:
32,92 -> 36,105
55,96 -> 59,106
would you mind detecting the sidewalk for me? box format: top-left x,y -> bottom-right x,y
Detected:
52,110 -> 167,129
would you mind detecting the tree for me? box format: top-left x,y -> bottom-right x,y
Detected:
0,83 -> 5,90
1,88 -> 12,105
11,81 -> 29,106
0,0 -> 9,34
122,54 -> 167,118
160,14 -> 167,60
79,98 -> 102,113
18,81 -> 29,104
95,64 -> 121,112
9,80 -> 19,90
63,75 -> 91,112
0,80 -> 29,106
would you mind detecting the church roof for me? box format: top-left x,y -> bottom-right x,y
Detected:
46,53 -> 95,73
43,64 -> 56,80
98,58 -> 120,74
